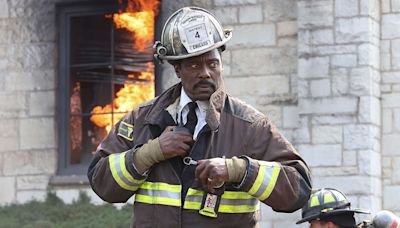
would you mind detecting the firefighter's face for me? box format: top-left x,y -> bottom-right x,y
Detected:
309,220 -> 339,228
174,49 -> 223,101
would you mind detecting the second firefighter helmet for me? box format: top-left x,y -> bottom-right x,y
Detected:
154,7 -> 232,61
296,188 -> 369,224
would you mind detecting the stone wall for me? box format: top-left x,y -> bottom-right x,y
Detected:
381,0 -> 400,216
0,0 -> 57,205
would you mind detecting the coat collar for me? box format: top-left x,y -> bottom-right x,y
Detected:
144,83 -> 226,131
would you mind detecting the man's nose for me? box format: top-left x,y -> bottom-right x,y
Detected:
198,65 -> 211,78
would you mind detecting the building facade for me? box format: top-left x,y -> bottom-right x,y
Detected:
0,0 -> 399,227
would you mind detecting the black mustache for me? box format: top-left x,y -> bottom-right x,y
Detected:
193,80 -> 215,90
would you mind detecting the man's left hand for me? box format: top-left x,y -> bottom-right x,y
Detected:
195,158 -> 228,194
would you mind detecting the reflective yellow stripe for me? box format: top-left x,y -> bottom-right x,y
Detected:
259,165 -> 281,201
119,152 -> 141,184
183,188 -> 259,213
219,203 -> 260,213
248,166 -> 267,195
135,194 -> 181,207
140,181 -> 181,192
109,154 -> 138,191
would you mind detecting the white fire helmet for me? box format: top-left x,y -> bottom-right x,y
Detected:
154,7 -> 232,62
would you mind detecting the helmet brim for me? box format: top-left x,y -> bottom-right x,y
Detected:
295,208 -> 370,224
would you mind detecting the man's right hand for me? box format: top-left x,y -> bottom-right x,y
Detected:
159,126 -> 193,159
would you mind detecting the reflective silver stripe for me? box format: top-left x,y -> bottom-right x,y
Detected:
185,195 -> 202,202
114,154 -> 140,188
138,189 -> 181,200
221,198 -> 258,206
252,166 -> 275,198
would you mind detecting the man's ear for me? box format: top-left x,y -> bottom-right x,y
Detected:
174,64 -> 181,78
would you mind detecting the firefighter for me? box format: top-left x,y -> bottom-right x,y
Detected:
296,188 -> 369,228
88,6 -> 312,227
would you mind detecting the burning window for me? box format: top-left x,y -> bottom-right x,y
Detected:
58,0 -> 159,175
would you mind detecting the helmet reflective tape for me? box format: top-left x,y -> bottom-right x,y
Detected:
324,192 -> 336,204
310,195 -> 320,207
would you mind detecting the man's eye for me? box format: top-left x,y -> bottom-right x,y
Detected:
191,64 -> 199,69
209,62 -> 218,68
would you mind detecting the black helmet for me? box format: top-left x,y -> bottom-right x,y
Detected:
296,188 -> 369,225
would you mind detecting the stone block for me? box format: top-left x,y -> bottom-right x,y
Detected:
297,79 -> 309,98
0,92 -> 26,118
20,118 -> 55,150
350,67 -> 374,96
278,37 -> 297,47
393,0 -> 400,12
299,97 -> 358,114
331,54 -> 357,67
239,5 -> 262,23
394,109 -> 400,131
0,136 -> 19,152
0,0 -> 8,18
391,157 -> 400,184
263,0 -> 297,22
381,53 -> 391,71
382,14 -> 400,39
335,0 -> 358,17
298,144 -> 342,167
360,0 -> 380,20
277,21 -> 297,37
343,150 -> 357,166
383,186 -> 400,210
301,45 -> 357,56
313,176 -> 376,195
230,24 -> 276,48
7,13 -> 56,43
7,43 -> 56,70
382,134 -> 400,155
298,0 -> 333,29
29,91 -> 55,116
382,93 -> 400,108
335,17 -> 371,43
358,150 -> 381,176
0,177 -> 15,205
382,0 -> 391,13
343,124 -> 377,150
392,39 -> 400,70
17,190 -> 46,204
358,43 -> 380,69
192,0 -> 213,8
312,114 -> 356,125
0,118 -> 18,151
312,125 -> 342,144
225,75 -> 289,96
294,117 -> 311,144
298,56 -> 329,79
393,85 -> 400,92
215,0 -> 257,6
310,79 -> 330,97
231,47 -> 296,76
311,167 -> 358,177
302,29 -> 334,45
382,157 -> 391,168
332,74 -> 349,95
5,69 -> 56,91
283,106 -> 299,128
3,150 -> 56,175
358,96 -> 381,125
381,84 -> 392,93
213,7 -> 238,25
17,175 -> 49,190
358,194 -> 382,214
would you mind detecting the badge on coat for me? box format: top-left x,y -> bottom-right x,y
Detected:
117,121 -> 134,141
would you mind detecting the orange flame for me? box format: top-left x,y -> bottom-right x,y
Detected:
113,0 -> 159,51
90,0 -> 158,133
